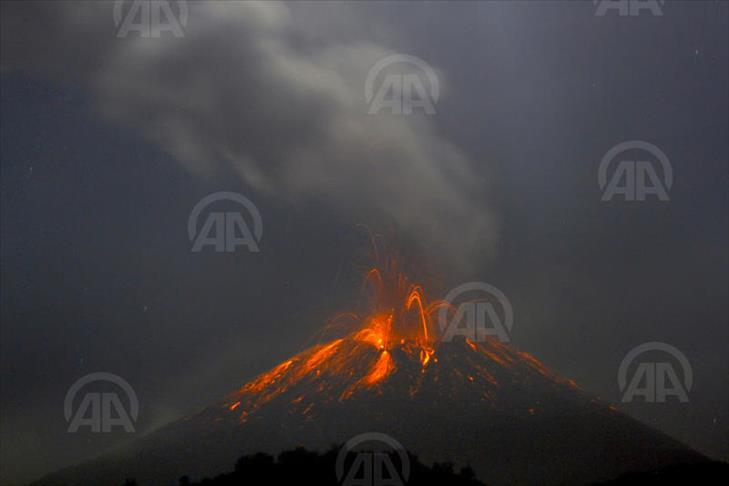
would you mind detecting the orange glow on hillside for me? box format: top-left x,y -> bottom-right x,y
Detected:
218,239 -> 584,426
363,350 -> 394,385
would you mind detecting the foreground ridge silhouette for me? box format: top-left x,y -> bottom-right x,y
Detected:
179,445 -> 484,486
115,447 -> 728,486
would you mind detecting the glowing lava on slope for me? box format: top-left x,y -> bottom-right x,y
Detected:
223,252 -> 449,418
220,249 -> 582,425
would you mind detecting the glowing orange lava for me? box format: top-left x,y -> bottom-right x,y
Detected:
363,350 -> 394,385
348,247 -> 448,372
220,240 -> 584,427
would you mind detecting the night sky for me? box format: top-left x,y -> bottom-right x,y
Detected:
1,1 -> 727,484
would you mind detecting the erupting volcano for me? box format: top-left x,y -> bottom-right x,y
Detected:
218,250 -> 582,424
227,251 -> 450,411
34,249 -> 707,486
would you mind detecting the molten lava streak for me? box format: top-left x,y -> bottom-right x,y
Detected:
363,350 -> 394,385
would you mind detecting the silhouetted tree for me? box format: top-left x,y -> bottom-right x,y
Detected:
185,445 -> 488,485
235,451 -> 275,474
460,465 -> 477,480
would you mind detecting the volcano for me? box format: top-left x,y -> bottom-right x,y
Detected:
35,255 -> 706,485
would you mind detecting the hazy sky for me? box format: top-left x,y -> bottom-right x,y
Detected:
1,1 -> 727,484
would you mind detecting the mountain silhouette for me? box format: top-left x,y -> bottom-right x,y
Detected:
33,334 -> 708,486
33,255 -> 712,485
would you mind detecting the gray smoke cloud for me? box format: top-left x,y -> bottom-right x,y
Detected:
1,0 -> 499,270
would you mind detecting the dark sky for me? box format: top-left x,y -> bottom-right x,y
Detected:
1,1 -> 727,484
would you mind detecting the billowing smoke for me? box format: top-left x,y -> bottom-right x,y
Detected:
1,1 -> 498,269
